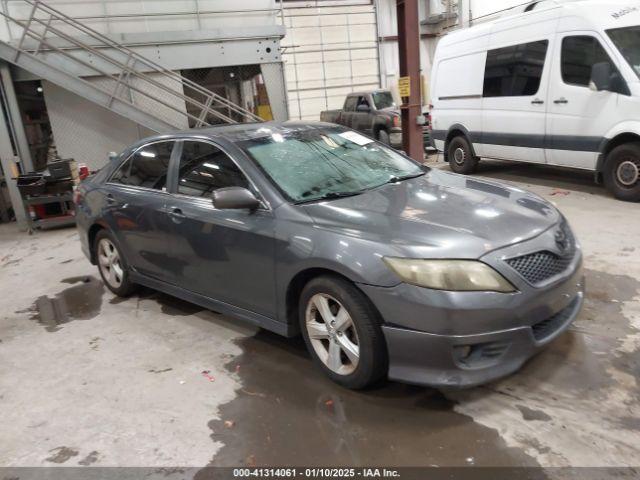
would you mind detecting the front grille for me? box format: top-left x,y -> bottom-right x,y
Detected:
506,222 -> 576,285
531,297 -> 578,342
506,251 -> 574,285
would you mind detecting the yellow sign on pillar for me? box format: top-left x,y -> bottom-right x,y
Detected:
398,76 -> 411,97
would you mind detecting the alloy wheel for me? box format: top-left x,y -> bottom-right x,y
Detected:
305,293 -> 360,376
98,238 -> 124,289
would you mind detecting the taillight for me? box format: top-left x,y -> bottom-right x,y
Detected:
79,164 -> 90,180
393,116 -> 401,128
73,188 -> 83,205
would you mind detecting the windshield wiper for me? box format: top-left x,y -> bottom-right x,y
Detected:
385,172 -> 426,184
294,190 -> 365,205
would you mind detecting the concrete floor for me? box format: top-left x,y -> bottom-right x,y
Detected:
1,159 -> 639,473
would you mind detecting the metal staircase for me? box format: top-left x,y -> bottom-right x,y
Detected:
0,0 -> 264,133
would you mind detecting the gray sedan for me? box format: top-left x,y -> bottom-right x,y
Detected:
75,122 -> 584,389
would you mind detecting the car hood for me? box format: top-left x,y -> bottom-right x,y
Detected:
300,169 -> 560,259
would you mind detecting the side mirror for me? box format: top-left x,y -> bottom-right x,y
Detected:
590,62 -> 612,91
356,104 -> 370,112
212,187 -> 260,210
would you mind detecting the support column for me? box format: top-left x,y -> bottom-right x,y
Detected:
260,62 -> 289,122
396,0 -> 423,162
0,62 -> 34,173
0,108 -> 28,229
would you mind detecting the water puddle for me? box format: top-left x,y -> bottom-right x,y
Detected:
19,276 -> 104,332
199,331 -> 542,469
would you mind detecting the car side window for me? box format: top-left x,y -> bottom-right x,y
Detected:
176,141 -> 250,198
344,96 -> 358,111
483,40 -> 549,97
109,141 -> 173,190
561,36 -> 615,87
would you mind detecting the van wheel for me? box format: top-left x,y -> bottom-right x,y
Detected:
299,276 -> 388,389
604,142 -> 640,202
447,136 -> 478,174
378,129 -> 390,145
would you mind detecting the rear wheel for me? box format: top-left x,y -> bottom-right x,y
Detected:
94,230 -> 138,296
447,135 -> 479,174
299,276 -> 387,389
604,142 -> 640,202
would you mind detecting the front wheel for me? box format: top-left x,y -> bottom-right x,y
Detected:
94,230 -> 138,296
447,136 -> 479,174
603,142 -> 640,202
299,276 -> 388,389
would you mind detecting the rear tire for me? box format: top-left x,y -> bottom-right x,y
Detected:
94,230 -> 138,297
603,142 -> 640,202
299,276 -> 388,389
447,135 -> 479,174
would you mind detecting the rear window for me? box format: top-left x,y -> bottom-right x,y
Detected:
483,40 -> 548,97
109,141 -> 173,190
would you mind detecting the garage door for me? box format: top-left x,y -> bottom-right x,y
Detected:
281,0 -> 380,121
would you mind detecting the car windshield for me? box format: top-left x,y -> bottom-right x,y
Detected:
371,91 -> 396,110
239,127 -> 424,203
608,26 -> 640,79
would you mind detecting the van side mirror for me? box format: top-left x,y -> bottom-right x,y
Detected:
212,187 -> 260,210
590,62 -> 629,95
590,62 -> 612,91
356,104 -> 371,112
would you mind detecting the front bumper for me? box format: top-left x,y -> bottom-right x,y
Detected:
359,254 -> 584,388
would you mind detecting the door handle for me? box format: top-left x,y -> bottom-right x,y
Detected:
531,98 -> 544,105
106,193 -> 117,206
554,97 -> 568,104
168,207 -> 186,223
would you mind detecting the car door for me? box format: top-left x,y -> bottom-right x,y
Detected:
341,96 -> 357,128
104,140 -> 177,282
481,38 -> 551,164
545,33 -> 621,169
164,139 -> 277,317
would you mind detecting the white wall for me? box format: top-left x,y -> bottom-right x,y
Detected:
0,0 -> 279,41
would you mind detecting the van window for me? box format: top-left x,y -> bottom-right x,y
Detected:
483,40 -> 548,97
608,26 -> 640,79
562,36 -> 617,86
344,96 -> 358,111
109,141 -> 173,190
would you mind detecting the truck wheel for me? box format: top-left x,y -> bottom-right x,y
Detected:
604,142 -> 640,202
378,130 -> 390,145
447,136 -> 479,174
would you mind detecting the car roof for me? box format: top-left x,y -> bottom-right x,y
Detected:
347,89 -> 390,97
125,121 -> 343,151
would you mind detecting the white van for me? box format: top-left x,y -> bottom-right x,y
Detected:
429,0 -> 640,201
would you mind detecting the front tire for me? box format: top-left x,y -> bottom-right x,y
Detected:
603,142 -> 640,202
447,135 -> 479,174
299,276 -> 388,389
94,230 -> 138,296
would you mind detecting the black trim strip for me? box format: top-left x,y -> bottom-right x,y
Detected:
431,129 -> 603,152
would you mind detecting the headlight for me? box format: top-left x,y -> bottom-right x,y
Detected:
383,258 -> 515,293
